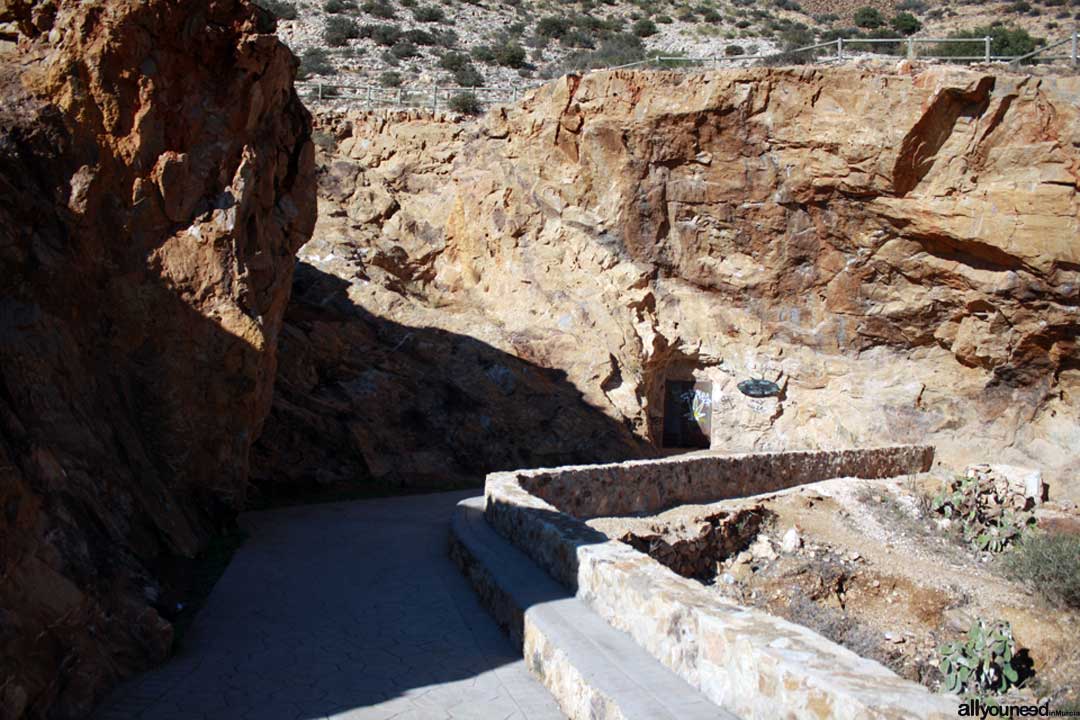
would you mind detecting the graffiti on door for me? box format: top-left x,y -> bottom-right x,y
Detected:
662,380 -> 712,449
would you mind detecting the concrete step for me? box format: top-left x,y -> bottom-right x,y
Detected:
449,496 -> 739,720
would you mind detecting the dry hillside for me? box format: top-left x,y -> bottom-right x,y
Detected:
257,0 -> 1079,94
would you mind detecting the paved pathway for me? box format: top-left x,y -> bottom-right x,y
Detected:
94,491 -> 565,720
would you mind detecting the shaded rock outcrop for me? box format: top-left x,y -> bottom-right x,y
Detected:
275,65 -> 1077,501
0,1 -> 315,717
250,260 -> 649,494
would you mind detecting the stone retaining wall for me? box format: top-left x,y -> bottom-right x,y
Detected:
520,446 -> 934,518
484,446 -> 957,720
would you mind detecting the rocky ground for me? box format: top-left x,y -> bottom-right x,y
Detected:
587,469 -> 1080,707
262,0 -> 1080,98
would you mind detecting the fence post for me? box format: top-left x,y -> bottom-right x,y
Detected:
318,81 -> 323,101
907,37 -> 915,60
398,87 -> 404,108
837,37 -> 844,60
511,85 -> 517,103
984,35 -> 991,63
1073,30 -> 1078,67
432,84 -> 438,115
366,85 -> 372,110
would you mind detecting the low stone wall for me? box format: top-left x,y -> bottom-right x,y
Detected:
520,446 -> 934,518
485,446 -> 957,720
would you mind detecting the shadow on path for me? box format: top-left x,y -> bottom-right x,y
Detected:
94,491 -> 567,720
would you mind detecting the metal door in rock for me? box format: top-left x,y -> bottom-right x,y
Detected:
662,380 -> 712,449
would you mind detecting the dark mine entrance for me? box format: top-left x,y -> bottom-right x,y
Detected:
662,380 -> 712,449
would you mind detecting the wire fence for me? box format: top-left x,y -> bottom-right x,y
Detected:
298,30 -> 1079,113
614,30 -> 1080,68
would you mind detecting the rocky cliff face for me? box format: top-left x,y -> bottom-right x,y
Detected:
0,1 -> 315,717
278,65 -> 1078,502
251,114 -> 651,497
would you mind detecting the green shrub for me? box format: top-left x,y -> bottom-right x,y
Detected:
560,28 -> 595,48
299,47 -> 336,78
724,43 -> 745,55
453,65 -> 484,86
432,28 -> 458,48
471,44 -> 496,63
699,7 -> 722,22
655,14 -> 673,23
780,25 -> 814,49
842,28 -> 903,55
853,6 -> 885,28
537,15 -> 573,38
938,619 -> 1022,696
404,28 -> 437,45
561,32 -> 645,70
323,0 -> 350,12
936,25 -> 1043,61
362,0 -> 396,17
379,70 -> 403,86
412,4 -> 445,21
633,18 -> 658,37
890,11 -> 921,35
390,41 -> 419,58
493,42 -> 527,67
439,51 -> 470,70
448,91 -> 482,114
362,23 -> 402,45
324,16 -> 360,46
254,0 -> 298,19
1003,532 -> 1080,608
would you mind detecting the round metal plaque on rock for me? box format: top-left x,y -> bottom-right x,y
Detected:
736,378 -> 780,398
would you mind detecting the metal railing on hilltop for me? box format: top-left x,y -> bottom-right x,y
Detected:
614,30 -> 1080,68
295,82 -> 537,112
298,30 -> 1079,113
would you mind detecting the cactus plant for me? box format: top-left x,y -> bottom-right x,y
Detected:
938,619 -> 1021,695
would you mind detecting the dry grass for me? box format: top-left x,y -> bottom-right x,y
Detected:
1002,531 -> 1080,609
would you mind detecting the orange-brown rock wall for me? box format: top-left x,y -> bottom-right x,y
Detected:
291,66 -> 1077,502
0,1 -> 315,717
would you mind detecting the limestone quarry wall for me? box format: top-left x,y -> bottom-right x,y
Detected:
0,2 -> 315,717
294,65 -> 1080,501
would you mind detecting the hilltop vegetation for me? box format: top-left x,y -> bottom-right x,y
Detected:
256,0 -> 1075,91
